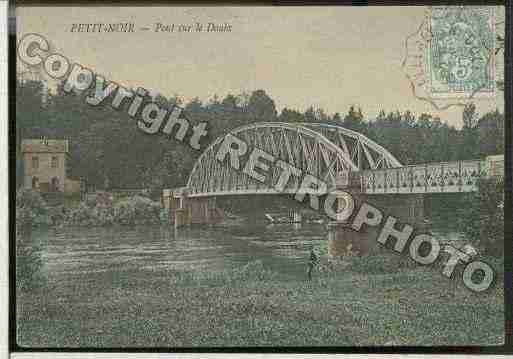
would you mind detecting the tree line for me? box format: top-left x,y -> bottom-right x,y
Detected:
15,79 -> 504,195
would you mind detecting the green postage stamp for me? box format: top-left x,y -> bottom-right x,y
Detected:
427,6 -> 495,98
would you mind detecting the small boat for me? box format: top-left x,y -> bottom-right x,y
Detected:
264,213 -> 302,224
309,219 -> 324,224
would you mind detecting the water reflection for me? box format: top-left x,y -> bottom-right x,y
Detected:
22,217 -> 466,284
31,222 -> 326,281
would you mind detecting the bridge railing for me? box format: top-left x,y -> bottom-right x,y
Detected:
358,160 -> 487,194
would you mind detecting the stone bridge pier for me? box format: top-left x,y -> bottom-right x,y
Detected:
163,189 -> 224,227
328,174 -> 426,257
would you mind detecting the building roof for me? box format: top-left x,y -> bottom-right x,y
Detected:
21,139 -> 69,154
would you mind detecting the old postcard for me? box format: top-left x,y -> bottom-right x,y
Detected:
13,4 -> 506,350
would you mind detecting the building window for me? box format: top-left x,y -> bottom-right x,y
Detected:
51,156 -> 58,168
32,156 -> 39,169
51,177 -> 60,192
31,177 -> 39,189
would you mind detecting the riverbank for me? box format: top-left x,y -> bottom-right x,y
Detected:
17,257 -> 503,347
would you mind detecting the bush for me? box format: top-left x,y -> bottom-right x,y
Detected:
16,189 -> 49,227
16,189 -> 46,290
65,202 -> 115,226
484,255 -> 504,284
17,241 -> 44,291
459,177 -> 504,256
64,195 -> 161,226
113,195 -> 161,225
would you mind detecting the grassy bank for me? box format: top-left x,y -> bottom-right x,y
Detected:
16,258 -> 503,347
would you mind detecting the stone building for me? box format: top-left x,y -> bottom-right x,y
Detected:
21,138 -> 80,194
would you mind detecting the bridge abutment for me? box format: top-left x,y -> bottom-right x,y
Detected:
328,175 -> 426,257
174,208 -> 189,228
163,189 -> 224,227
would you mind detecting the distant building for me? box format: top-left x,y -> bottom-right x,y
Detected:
21,138 -> 81,194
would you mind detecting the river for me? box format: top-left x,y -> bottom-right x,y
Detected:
29,218 -> 466,282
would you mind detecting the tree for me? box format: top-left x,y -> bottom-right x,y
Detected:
477,110 -> 504,157
496,34 -> 504,91
304,106 -> 316,122
15,78 -> 505,198
247,90 -> 277,122
16,79 -> 49,187
279,108 -> 304,123
459,177 -> 504,256
343,106 -> 365,133
221,94 -> 238,110
462,103 -> 478,130
459,103 -> 479,159
332,112 -> 342,125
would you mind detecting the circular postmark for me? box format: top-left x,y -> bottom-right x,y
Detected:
402,6 -> 498,110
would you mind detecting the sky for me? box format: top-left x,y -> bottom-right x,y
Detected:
17,6 -> 505,128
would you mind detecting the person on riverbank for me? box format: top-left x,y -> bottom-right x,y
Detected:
307,249 -> 319,280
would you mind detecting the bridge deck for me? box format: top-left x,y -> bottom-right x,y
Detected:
359,159 -> 486,194
167,158 -> 502,198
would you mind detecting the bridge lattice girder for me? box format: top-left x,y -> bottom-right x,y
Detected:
186,122 -> 402,196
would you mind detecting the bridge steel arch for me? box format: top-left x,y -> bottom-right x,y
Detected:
186,122 -> 402,197
299,123 -> 403,170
